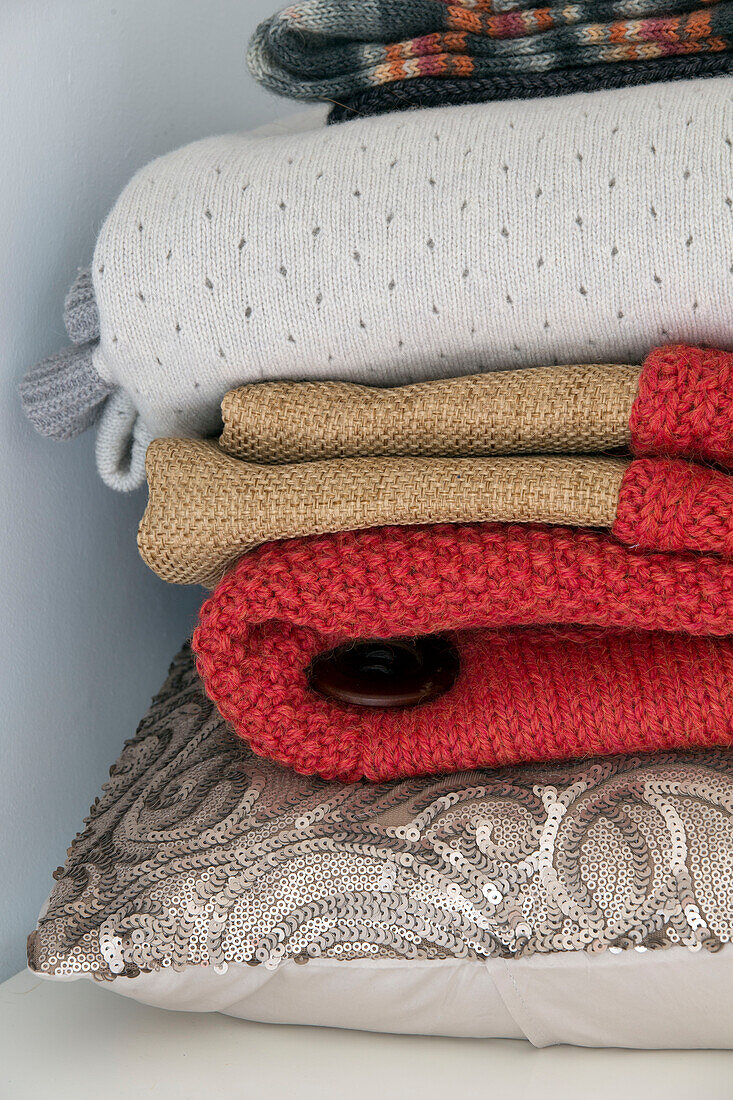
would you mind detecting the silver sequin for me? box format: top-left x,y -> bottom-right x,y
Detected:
28,646 -> 733,982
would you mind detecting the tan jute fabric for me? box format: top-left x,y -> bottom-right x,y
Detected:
220,364 -> 641,465
139,439 -> 630,586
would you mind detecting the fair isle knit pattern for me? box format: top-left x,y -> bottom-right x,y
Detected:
193,523 -> 733,781
248,0 -> 733,110
20,79 -> 733,490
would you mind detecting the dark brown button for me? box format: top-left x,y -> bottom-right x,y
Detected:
306,635 -> 460,709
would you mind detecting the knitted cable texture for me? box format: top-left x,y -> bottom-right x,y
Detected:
326,55 -> 733,121
249,1 -> 733,105
220,345 -> 733,466
20,80 -> 733,489
192,523 -> 733,781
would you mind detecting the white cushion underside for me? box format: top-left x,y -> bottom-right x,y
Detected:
38,946 -> 733,1049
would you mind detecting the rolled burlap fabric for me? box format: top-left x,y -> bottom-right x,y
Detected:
222,363 -> 639,464
138,447 -> 733,587
219,345 -> 733,466
139,447 -> 631,586
138,344 -> 733,586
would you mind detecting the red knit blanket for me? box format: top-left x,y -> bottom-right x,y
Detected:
193,523 -> 733,781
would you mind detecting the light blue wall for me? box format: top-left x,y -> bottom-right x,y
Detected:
0,0 -> 296,981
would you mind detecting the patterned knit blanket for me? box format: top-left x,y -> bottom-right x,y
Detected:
248,0 -> 733,119
21,83 -> 733,491
193,522 -> 733,781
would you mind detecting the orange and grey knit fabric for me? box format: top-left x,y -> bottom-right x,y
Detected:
138,345 -> 733,586
248,0 -> 733,121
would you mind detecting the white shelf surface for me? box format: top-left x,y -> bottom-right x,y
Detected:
2,969 -> 732,1100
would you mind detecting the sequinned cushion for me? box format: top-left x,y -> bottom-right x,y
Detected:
28,646 -> 733,1047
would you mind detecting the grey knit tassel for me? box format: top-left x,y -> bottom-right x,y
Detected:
20,342 -> 115,440
64,268 -> 100,344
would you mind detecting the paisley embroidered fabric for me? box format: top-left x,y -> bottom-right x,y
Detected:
28,647 -> 733,983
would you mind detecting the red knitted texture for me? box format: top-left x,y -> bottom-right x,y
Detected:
631,344 -> 733,464
193,523 -> 733,782
615,458 -> 733,559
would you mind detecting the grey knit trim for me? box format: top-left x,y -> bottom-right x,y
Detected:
64,268 -> 99,344
327,57 -> 733,123
20,342 -> 115,440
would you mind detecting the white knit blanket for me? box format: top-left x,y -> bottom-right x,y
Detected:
57,80 -> 733,487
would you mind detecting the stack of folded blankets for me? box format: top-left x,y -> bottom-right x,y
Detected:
20,4 -> 733,1048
